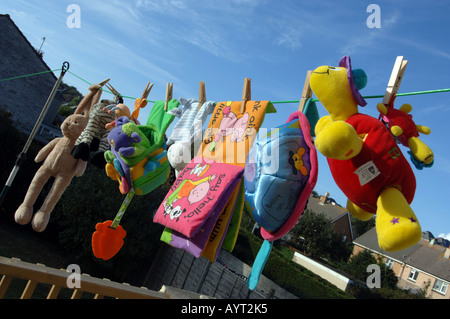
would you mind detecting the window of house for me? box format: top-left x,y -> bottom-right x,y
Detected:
385,258 -> 394,269
432,279 -> 448,295
408,269 -> 419,282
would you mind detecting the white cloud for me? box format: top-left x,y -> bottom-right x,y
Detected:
274,26 -> 303,50
438,233 -> 450,241
391,36 -> 450,60
340,11 -> 400,55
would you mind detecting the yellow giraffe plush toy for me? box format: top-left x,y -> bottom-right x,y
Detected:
310,56 -> 421,251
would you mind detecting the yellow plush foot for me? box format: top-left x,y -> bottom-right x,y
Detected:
347,200 -> 374,221
376,187 -> 421,251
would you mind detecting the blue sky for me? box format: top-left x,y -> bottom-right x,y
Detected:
2,0 -> 450,241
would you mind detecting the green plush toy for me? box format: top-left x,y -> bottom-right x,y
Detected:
310,56 -> 421,251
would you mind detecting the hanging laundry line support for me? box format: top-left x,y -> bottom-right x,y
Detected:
241,78 -> 251,113
383,56 -> 408,106
164,83 -> 173,111
198,81 -> 206,110
0,61 -> 70,207
298,70 -> 313,112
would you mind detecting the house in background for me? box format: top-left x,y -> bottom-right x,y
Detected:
0,14 -> 66,143
306,192 -> 354,243
353,227 -> 450,299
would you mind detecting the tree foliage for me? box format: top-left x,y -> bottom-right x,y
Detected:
289,209 -> 352,261
0,106 -> 170,285
342,249 -> 398,289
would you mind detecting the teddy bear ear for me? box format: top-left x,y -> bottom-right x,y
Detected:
116,116 -> 130,127
352,69 -> 368,91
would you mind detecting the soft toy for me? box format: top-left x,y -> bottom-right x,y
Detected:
92,99 -> 177,260
310,56 -> 421,251
104,103 -> 138,130
167,141 -> 191,174
73,83 -> 151,169
244,110 -> 318,290
377,101 -> 434,169
166,98 -> 215,176
104,82 -> 152,130
107,117 -> 149,161
71,97 -> 117,167
14,83 -> 101,232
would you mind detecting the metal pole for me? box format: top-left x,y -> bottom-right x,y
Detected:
0,61 -> 70,207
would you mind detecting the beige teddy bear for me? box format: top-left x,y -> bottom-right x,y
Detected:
14,80 -> 108,232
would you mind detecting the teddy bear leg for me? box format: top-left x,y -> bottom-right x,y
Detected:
375,187 -> 421,251
14,168 -> 51,225
346,199 -> 374,221
31,175 -> 72,232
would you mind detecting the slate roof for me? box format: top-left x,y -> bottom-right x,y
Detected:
354,227 -> 450,282
306,196 -> 348,222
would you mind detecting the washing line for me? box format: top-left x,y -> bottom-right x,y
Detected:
0,68 -> 62,82
1,68 -> 450,105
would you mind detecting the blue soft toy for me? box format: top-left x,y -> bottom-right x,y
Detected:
108,120 -> 142,158
244,110 -> 318,289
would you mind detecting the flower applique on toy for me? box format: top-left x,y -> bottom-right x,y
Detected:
310,56 -> 421,251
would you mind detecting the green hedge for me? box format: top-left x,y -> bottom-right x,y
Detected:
232,226 -> 353,299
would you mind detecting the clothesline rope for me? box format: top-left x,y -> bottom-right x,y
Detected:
0,68 -> 62,82
1,68 -> 449,105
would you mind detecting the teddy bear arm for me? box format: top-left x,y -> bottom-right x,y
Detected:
315,120 -> 363,160
416,125 -> 431,135
35,139 -> 59,162
74,160 -> 88,177
118,146 -> 135,157
314,115 -> 333,136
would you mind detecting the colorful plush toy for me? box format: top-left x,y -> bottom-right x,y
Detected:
72,83 -> 151,169
310,56 -> 421,251
14,82 -> 103,232
92,99 -> 178,260
244,110 -> 318,289
103,103 -> 139,130
377,100 -> 434,169
104,116 -> 151,194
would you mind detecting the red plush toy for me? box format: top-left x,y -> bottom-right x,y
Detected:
310,56 -> 422,252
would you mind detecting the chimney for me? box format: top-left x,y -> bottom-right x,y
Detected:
444,248 -> 450,259
319,192 -> 330,205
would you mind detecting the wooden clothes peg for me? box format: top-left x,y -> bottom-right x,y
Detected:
299,71 -> 313,112
382,56 -> 408,106
141,81 -> 154,100
105,83 -> 121,101
198,81 -> 206,110
132,81 -> 154,119
241,78 -> 251,113
164,82 -> 173,111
